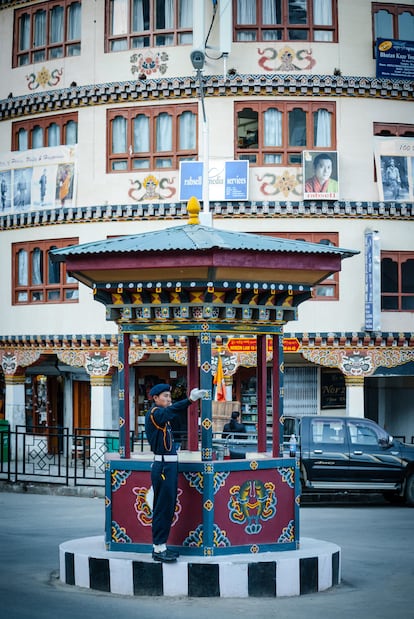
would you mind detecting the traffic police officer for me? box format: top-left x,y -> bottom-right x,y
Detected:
145,383 -> 205,563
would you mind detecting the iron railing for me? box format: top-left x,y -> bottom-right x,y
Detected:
0,425 -> 135,487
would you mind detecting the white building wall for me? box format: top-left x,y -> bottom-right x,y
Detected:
0,0 -> 413,437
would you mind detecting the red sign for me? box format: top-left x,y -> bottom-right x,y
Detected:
227,337 -> 300,353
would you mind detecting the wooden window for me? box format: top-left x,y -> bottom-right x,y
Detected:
12,239 -> 79,305
105,0 -> 193,52
374,122 -> 414,138
235,101 -> 336,166
12,113 -> 78,151
372,3 -> 414,43
259,231 -> 340,299
381,252 -> 414,311
13,1 -> 81,67
107,104 -> 198,172
234,0 -> 338,43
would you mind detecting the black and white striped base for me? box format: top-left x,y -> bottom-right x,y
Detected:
60,536 -> 340,597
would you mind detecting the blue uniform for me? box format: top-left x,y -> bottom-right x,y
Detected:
145,398 -> 190,545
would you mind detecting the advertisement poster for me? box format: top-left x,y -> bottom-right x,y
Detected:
179,160 -> 249,202
303,151 -> 339,200
376,38 -> 414,80
0,145 -> 77,214
374,137 -> 414,202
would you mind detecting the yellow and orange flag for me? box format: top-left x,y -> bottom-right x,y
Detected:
214,354 -> 226,401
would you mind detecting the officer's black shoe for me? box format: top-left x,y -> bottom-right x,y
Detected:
152,549 -> 177,563
167,547 -> 180,558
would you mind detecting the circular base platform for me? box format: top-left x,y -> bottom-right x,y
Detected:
59,536 -> 341,597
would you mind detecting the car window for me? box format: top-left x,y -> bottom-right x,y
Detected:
311,420 -> 345,444
348,421 -> 378,446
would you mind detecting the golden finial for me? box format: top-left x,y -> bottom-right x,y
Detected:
187,196 -> 200,225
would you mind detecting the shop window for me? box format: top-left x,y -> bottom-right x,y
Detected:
105,0 -> 193,52
259,231 -> 339,299
107,104 -> 197,171
12,113 -> 78,151
12,238 -> 79,305
372,3 -> 414,43
13,0 -> 81,67
235,101 -> 335,166
381,252 -> 414,311
234,0 -> 338,42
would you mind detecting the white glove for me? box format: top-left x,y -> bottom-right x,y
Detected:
190,388 -> 206,402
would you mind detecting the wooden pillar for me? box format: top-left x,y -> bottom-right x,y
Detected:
187,335 -> 199,451
272,334 -> 284,457
118,331 -> 130,459
257,334 -> 267,452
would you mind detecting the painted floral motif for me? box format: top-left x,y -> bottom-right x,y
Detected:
258,170 -> 302,198
111,469 -> 131,491
26,67 -> 63,90
131,486 -> 183,527
278,466 -> 295,488
183,470 -> 229,494
130,51 -> 169,77
112,520 -> 132,543
228,480 -> 277,534
183,523 -> 230,548
258,46 -> 316,72
277,519 -> 295,543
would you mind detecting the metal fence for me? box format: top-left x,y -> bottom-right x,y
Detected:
0,425 -> 136,487
2,425 -> 411,488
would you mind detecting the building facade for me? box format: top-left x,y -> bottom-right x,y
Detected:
0,0 -> 413,445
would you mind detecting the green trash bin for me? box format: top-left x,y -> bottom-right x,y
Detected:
0,419 -> 9,462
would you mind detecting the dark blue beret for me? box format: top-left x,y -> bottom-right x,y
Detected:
149,383 -> 171,397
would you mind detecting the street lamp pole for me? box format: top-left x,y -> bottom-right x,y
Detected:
191,50 -> 212,225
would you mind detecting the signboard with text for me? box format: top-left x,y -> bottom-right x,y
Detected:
227,337 -> 300,353
364,230 -> 381,332
0,145 -> 77,214
179,160 -> 249,202
376,38 -> 414,80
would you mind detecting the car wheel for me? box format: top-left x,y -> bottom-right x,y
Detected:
404,473 -> 414,506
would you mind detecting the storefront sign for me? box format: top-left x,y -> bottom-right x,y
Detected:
376,38 -> 414,80
227,337 -> 300,353
320,368 -> 346,409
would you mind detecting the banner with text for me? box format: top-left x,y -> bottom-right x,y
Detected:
376,38 -> 414,80
179,160 -> 249,202
0,145 -> 77,214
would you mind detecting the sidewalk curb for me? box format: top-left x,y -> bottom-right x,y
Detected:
0,480 -> 105,498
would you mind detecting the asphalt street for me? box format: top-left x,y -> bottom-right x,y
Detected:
0,489 -> 413,619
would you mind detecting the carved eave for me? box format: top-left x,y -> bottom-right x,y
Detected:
1,74 -> 412,122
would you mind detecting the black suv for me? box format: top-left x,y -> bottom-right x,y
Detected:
285,415 -> 414,506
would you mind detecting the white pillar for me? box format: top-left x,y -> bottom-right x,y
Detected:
90,375 -> 113,429
345,376 -> 365,417
5,376 -> 26,458
5,376 -> 25,431
90,375 -> 114,464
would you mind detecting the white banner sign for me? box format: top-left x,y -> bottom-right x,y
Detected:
0,145 -> 77,214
